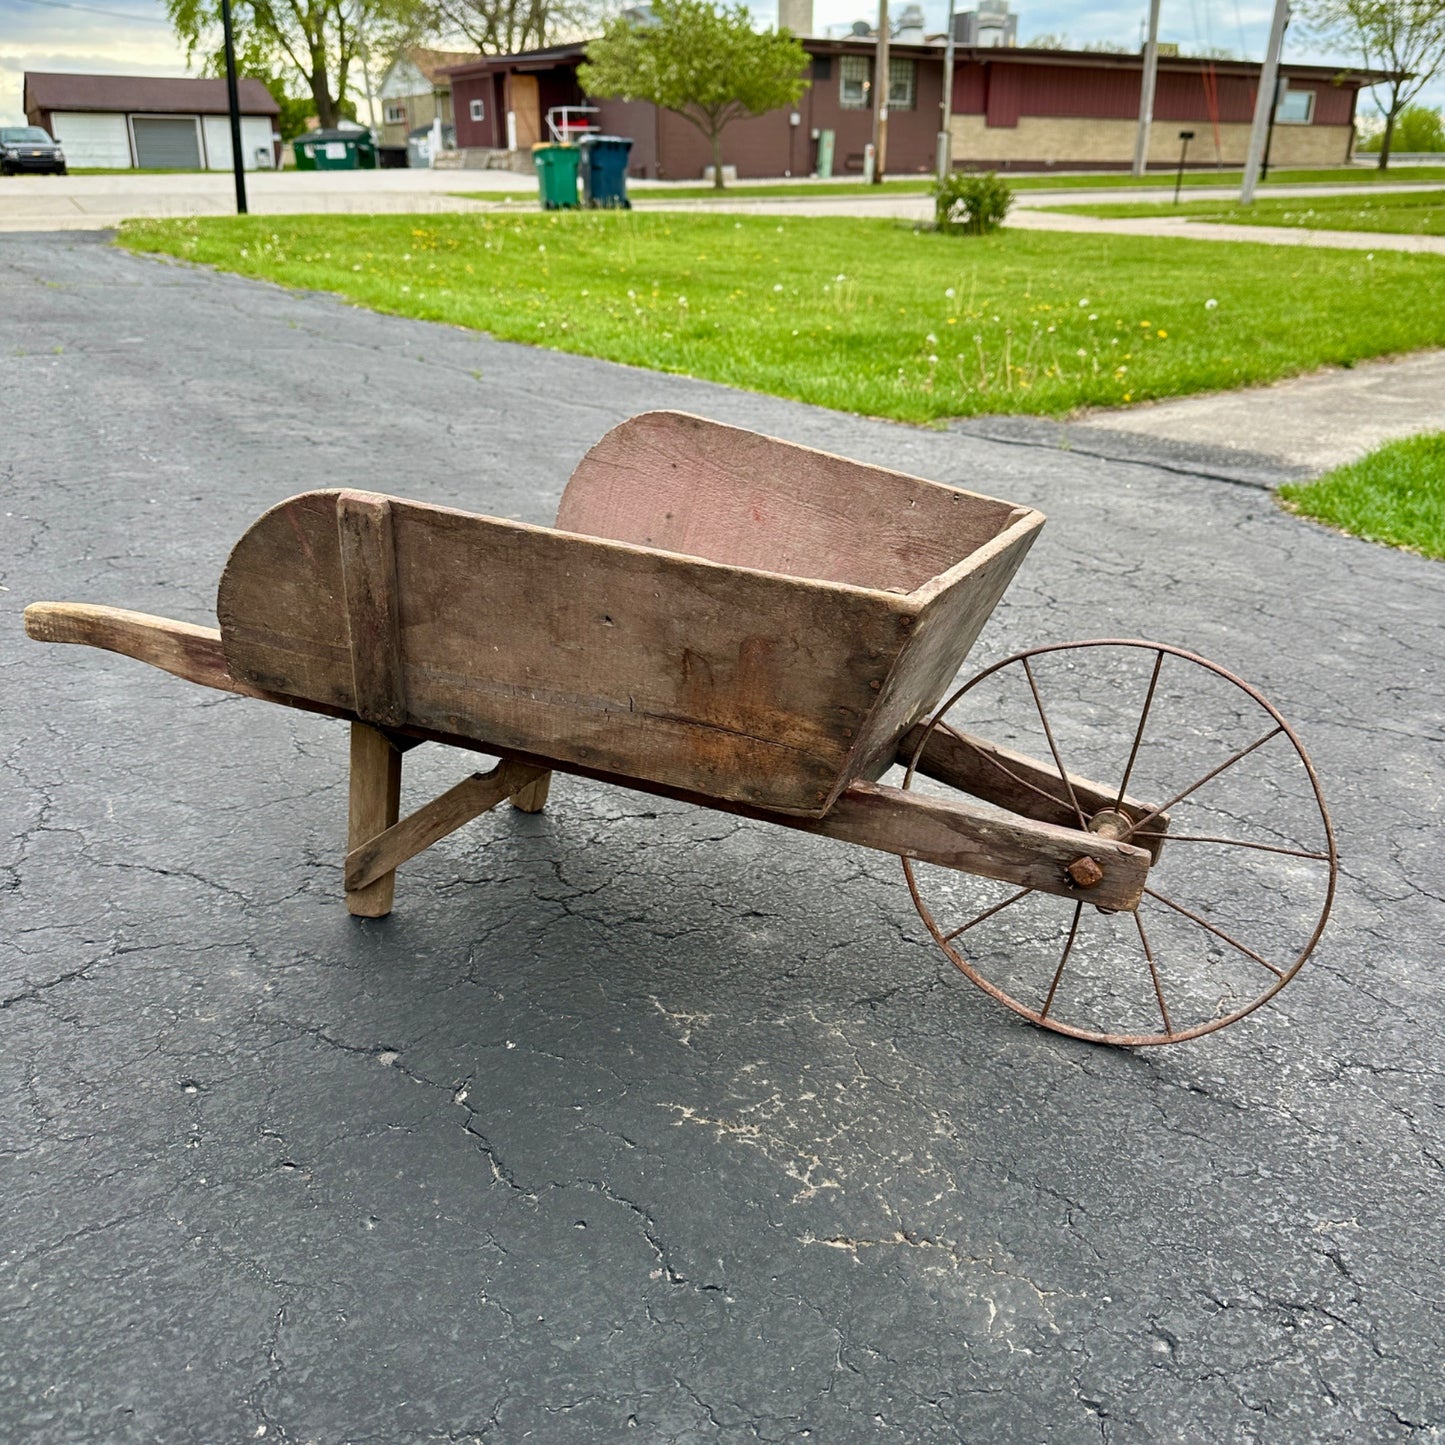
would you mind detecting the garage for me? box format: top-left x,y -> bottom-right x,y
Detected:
23,72 -> 280,170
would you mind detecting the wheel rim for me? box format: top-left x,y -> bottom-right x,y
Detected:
902,640 -> 1337,1047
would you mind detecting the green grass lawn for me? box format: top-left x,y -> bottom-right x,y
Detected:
457,165 -> 1445,206
116,211 -> 1445,423
1046,188 -> 1445,236
1279,433 -> 1445,559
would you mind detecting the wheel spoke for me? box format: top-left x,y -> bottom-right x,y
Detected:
942,886 -> 1034,943
1134,911 -> 1174,1036
938,723 -> 1075,814
1039,902 -> 1083,1020
1143,887 -> 1286,977
1124,725 -> 1284,840
1022,657 -> 1088,830
1133,830 -> 1329,861
1114,649 -> 1164,809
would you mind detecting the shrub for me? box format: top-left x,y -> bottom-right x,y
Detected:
932,171 -> 1014,235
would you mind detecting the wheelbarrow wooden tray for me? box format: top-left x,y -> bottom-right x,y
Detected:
219,412 -> 1045,818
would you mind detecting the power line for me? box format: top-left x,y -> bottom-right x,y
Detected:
9,0 -> 173,25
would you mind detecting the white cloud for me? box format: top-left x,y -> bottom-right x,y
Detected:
0,0 -> 190,122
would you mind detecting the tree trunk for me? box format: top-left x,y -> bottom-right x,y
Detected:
1377,105 -> 1396,170
311,62 -> 337,129
711,128 -> 725,189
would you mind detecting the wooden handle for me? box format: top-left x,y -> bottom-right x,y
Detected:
23,601 -> 352,722
25,602 -> 234,688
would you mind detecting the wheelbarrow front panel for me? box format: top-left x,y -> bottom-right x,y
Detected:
219,490 -> 914,815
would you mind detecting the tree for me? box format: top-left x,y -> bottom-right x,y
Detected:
426,0 -> 587,54
167,0 -> 426,130
1358,100 -> 1445,149
578,0 -> 810,189
1300,0 -> 1445,167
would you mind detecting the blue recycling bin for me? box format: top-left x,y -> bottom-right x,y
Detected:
579,135 -> 633,209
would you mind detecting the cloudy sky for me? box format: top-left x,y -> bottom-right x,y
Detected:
0,0 -> 1426,128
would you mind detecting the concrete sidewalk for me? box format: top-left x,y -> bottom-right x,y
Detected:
0,168 -> 513,231
1008,204 -> 1445,255
1066,348 -> 1445,476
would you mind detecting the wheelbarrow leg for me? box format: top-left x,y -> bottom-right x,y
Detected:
347,722 -> 403,917
508,772 -> 551,813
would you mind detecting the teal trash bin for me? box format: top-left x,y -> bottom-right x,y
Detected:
579,135 -> 633,209
532,144 -> 580,210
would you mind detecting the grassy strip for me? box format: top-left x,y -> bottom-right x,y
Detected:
1044,188 -> 1445,236
457,165 -> 1445,206
1279,433 -> 1445,559
116,211 -> 1445,423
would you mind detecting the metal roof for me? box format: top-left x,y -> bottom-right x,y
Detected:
24,73 -> 281,117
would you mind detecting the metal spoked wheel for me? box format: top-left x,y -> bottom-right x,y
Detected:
902,640 -> 1337,1046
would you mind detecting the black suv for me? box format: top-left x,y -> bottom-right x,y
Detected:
0,126 -> 67,176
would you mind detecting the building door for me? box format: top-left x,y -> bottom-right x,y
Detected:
131,116 -> 202,169
509,74 -> 540,150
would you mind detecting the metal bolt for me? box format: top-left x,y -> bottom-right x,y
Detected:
1067,856 -> 1105,889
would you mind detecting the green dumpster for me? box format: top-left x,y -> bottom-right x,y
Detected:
293,129 -> 377,171
532,144 -> 580,210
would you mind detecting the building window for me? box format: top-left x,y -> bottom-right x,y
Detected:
1275,88 -> 1314,124
384,102 -> 406,125
888,57 -> 916,110
840,55 -> 870,109
470,98 -> 485,122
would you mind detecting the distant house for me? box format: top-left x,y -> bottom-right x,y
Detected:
377,47 -> 475,147
23,73 -> 280,170
443,33 -> 1386,179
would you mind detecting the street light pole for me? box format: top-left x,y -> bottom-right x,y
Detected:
1241,0 -> 1289,204
871,0 -> 890,183
1132,0 -> 1161,177
220,0 -> 248,215
936,0 -> 957,182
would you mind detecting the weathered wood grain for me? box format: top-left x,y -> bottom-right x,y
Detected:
345,759 -> 546,891
337,491 -> 405,728
25,603 -> 1147,910
898,724 -> 1170,861
219,425 -> 1042,817
557,410 -> 1029,593
219,492 -> 910,816
789,780 -> 1149,911
22,602 -> 353,720
508,773 -> 552,813
347,723 -> 402,917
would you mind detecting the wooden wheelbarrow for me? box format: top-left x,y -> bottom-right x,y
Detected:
26,412 -> 1335,1046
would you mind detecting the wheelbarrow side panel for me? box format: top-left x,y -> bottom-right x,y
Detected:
217,491 -> 913,817
557,411 -> 1028,595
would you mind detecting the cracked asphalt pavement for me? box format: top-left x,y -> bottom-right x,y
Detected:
3,232 -> 1443,1444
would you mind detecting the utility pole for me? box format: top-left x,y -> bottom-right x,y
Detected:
220,0 -> 248,213
871,0 -> 890,183
936,0 -> 957,182
1132,0 -> 1161,177
1241,0 -> 1289,204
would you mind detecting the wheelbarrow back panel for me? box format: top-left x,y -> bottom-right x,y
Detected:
218,414 -> 1043,817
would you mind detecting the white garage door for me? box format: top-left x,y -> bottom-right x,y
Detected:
49,112 -> 131,168
202,114 -> 276,170
131,116 -> 202,169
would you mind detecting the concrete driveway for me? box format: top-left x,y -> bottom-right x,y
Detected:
3,233 -> 1442,1443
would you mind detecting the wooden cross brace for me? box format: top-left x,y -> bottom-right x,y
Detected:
344,723 -> 551,917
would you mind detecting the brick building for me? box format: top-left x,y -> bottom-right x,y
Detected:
442,39 -> 1380,179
